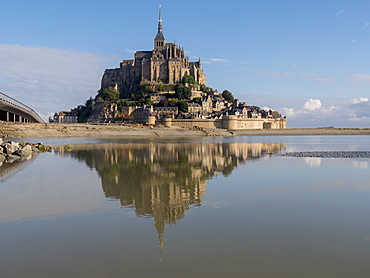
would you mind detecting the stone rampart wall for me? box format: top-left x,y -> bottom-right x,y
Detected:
157,116 -> 286,130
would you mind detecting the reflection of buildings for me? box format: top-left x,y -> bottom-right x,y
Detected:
60,142 -> 285,250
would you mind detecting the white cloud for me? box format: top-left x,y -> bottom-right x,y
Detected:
123,48 -> 136,54
320,105 -> 338,114
348,116 -> 370,122
281,107 -> 299,118
336,9 -> 345,17
257,71 -> 292,78
300,73 -> 333,84
202,58 -> 230,64
245,97 -> 370,128
337,90 -> 347,94
256,71 -> 332,84
303,99 -> 322,111
209,58 -> 229,63
0,44 -> 117,121
352,97 -> 369,104
362,22 -> 370,30
210,58 -> 227,62
351,74 -> 370,83
38,112 -> 55,121
336,9 -> 345,16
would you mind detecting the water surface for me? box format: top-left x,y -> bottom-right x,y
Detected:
1,137 -> 370,277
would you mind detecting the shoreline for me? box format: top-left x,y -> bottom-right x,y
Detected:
1,122 -> 370,139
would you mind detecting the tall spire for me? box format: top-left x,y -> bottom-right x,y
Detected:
154,5 -> 165,48
158,5 -> 162,33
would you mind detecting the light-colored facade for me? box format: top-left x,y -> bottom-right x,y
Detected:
100,9 -> 206,94
50,111 -> 78,123
158,116 -> 286,130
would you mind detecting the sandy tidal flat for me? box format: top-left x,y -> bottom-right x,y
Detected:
1,122 -> 370,139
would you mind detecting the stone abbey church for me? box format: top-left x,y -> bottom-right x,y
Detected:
100,10 -> 206,93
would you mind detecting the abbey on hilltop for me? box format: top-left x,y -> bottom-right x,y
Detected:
100,7 -> 206,94
54,7 -> 286,130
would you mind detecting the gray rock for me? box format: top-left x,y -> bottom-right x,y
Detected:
20,154 -> 32,161
21,145 -> 33,156
4,142 -> 20,154
0,154 -> 5,163
12,150 -> 22,157
6,154 -> 21,163
281,151 -> 370,158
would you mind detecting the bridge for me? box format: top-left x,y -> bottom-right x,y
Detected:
0,92 -> 44,123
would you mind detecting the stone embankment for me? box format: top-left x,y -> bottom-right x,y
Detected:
282,151 -> 370,158
0,139 -> 51,165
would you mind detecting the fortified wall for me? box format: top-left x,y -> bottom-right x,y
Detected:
156,115 -> 286,130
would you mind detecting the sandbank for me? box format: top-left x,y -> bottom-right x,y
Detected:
1,122 -> 369,139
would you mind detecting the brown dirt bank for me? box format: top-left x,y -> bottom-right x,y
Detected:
1,122 -> 369,139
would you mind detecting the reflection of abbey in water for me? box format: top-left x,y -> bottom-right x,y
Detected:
63,142 -> 284,249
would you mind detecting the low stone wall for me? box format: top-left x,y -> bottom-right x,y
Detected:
157,116 -> 286,130
169,118 -> 223,129
225,117 -> 287,130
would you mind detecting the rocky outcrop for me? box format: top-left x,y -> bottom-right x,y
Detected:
88,102 -> 119,123
0,138 -> 51,166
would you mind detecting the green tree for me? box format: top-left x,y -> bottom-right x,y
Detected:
116,99 -> 131,106
222,90 -> 234,102
193,97 -> 201,103
175,84 -> 185,99
95,96 -> 104,103
78,97 -> 94,122
182,86 -> 192,99
200,84 -> 212,94
176,101 -> 188,113
182,74 -> 195,85
175,84 -> 192,100
144,98 -> 154,106
104,87 -> 120,101
168,99 -> 177,106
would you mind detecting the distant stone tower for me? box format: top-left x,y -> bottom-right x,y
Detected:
100,6 -> 206,95
154,5 -> 166,49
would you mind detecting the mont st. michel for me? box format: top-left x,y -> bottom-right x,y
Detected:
52,8 -> 286,131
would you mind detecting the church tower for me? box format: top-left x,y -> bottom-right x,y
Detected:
154,5 -> 166,49
100,5 -> 206,94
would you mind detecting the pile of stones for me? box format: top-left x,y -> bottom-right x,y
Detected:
0,139 -> 51,165
281,151 -> 370,158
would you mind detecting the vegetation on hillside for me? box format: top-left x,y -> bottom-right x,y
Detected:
222,90 -> 234,103
74,72 -> 236,122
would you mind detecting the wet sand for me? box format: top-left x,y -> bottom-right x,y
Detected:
1,122 -> 369,139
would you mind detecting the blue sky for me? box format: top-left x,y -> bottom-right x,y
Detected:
1,0 -> 370,127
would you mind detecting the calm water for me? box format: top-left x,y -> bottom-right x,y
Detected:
1,136 -> 370,278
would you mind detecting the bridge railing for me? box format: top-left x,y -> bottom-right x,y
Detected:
0,92 -> 44,123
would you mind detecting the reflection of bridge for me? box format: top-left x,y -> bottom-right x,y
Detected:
0,92 -> 44,123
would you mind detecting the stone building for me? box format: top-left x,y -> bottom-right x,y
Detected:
50,111 -> 78,123
133,107 -> 154,124
100,7 -> 206,95
155,107 -> 178,118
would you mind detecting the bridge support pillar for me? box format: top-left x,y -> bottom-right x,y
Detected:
6,111 -> 9,122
